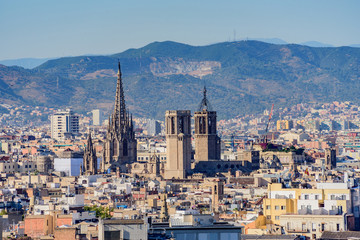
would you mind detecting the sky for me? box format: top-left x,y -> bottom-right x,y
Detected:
0,0 -> 359,60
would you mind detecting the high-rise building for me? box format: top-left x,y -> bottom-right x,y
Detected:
194,87 -> 220,161
147,119 -> 161,136
50,109 -> 79,141
92,109 -> 102,126
276,120 -> 293,131
101,63 -> 137,173
164,110 -> 191,179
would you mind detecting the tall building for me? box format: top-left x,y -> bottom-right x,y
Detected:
50,109 -> 79,141
276,120 -> 293,131
82,132 -> 98,175
147,119 -> 161,136
92,109 -> 102,126
164,110 -> 191,179
211,179 -> 224,213
101,63 -> 137,172
325,148 -> 336,169
36,155 -> 53,173
194,87 -> 220,161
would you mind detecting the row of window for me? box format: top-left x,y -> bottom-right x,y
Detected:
137,156 -> 166,161
266,205 -> 286,210
266,215 -> 280,220
3,164 -> 36,169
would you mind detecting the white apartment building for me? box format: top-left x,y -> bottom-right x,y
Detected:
50,109 -> 79,141
91,109 -> 102,126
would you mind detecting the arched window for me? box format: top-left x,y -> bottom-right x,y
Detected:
123,140 -> 128,156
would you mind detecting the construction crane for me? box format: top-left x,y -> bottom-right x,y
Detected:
263,104 -> 274,143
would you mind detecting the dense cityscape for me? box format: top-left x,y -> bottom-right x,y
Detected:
1,62 -> 360,240
2,1 -> 360,240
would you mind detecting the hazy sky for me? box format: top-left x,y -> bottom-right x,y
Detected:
0,0 -> 359,60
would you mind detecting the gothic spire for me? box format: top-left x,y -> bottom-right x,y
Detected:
86,130 -> 93,153
198,86 -> 212,111
114,61 -> 127,129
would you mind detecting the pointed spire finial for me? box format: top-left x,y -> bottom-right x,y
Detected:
118,60 -> 121,76
198,85 -> 212,111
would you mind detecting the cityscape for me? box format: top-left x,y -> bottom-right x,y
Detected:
1,1 -> 360,240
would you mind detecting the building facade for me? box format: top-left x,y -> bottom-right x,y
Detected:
102,63 -> 137,173
82,133 -> 98,175
194,87 -> 221,162
50,109 -> 79,141
164,110 -> 192,179
147,119 -> 161,136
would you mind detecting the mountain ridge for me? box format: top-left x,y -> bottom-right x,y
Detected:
1,40 -> 360,119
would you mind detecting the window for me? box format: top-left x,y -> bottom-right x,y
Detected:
275,206 -> 279,210
337,224 -> 340,231
302,223 -> 306,231
266,205 -> 270,210
312,223 -> 317,231
304,195 -> 309,200
275,216 -> 279,220
321,223 -> 325,231
331,195 -> 335,200
315,195 -> 319,200
281,206 -> 285,210
266,216 -> 271,220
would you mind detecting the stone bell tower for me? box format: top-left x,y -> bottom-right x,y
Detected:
194,87 -> 221,161
164,110 -> 192,179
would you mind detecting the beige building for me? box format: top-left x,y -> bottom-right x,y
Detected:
131,152 -> 166,178
280,214 -> 347,239
194,87 -> 220,162
0,160 -> 37,174
325,148 -> 336,169
164,110 -> 192,179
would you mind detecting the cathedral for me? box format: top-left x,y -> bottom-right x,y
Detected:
101,62 -> 137,173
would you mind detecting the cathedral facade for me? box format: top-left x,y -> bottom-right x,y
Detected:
101,63 -> 137,172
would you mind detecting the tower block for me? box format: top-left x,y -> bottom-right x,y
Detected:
164,110 -> 192,179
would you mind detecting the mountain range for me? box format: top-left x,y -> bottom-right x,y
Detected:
1,40 -> 360,120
